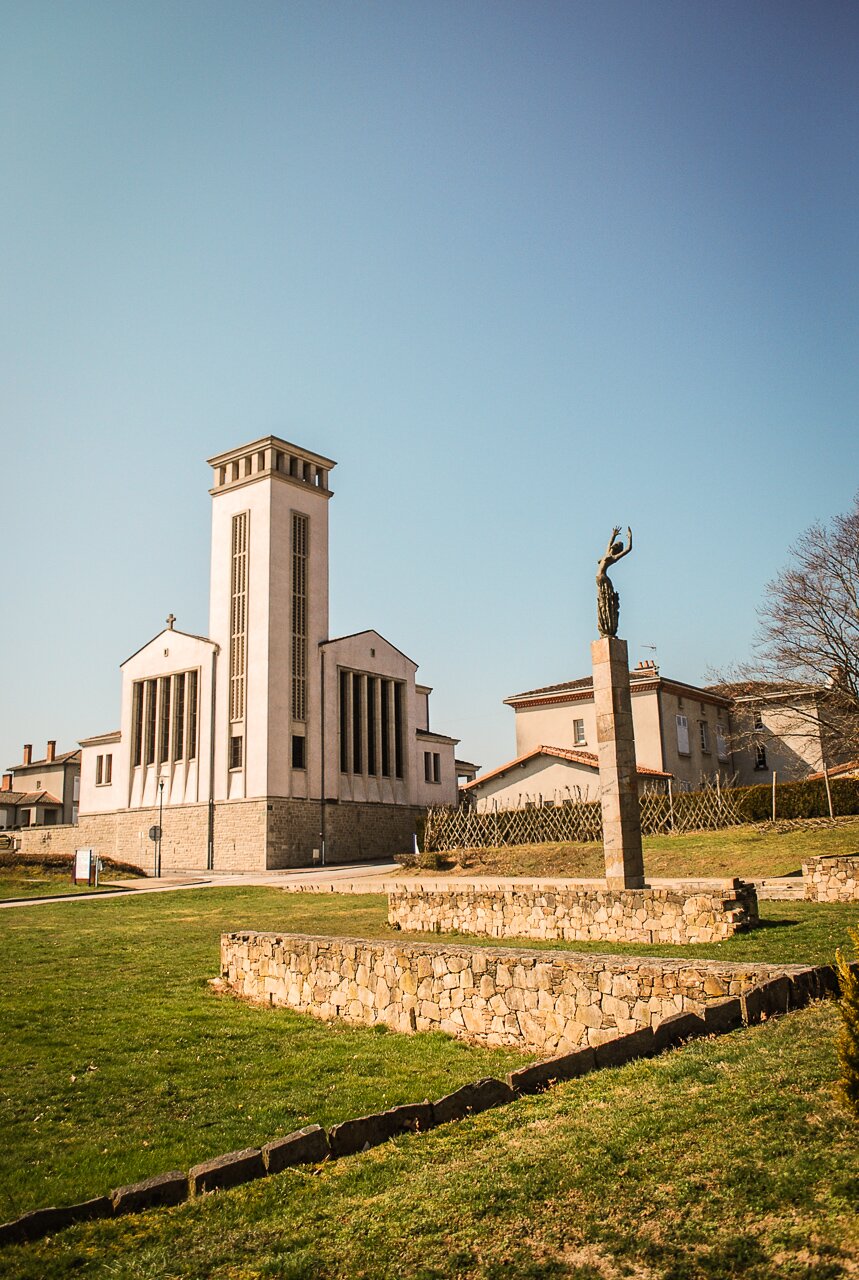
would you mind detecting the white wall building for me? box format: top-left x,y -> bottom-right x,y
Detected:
74,436 -> 462,871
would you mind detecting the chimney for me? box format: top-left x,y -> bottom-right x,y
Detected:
47,740 -> 56,762
1,774 -> 11,792
23,744 -> 32,765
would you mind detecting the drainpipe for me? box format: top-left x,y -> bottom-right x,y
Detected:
319,643 -> 326,866
207,645 -> 219,871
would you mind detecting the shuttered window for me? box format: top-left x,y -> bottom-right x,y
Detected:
676,714 -> 690,756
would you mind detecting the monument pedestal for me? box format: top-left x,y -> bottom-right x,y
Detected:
592,635 -> 645,889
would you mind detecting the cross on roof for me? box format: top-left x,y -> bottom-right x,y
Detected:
166,613 -> 176,630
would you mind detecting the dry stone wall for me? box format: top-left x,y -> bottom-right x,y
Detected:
803,854 -> 859,902
220,931 -> 816,1054
387,880 -> 759,946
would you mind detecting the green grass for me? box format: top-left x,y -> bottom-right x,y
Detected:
416,815 -> 859,880
1,883 -> 858,1277
0,889 -> 532,1222
4,1002 -> 858,1280
0,866 -> 109,900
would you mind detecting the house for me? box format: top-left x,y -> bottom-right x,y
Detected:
47,435 -> 463,872
463,745 -> 672,812
0,741 -> 81,829
709,681 -> 858,785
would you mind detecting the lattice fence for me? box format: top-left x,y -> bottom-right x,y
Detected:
423,783 -> 745,853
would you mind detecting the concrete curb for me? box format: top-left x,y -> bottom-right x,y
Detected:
1,961 -> 850,1250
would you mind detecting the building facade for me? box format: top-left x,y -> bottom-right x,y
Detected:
1,741 -> 81,829
70,436 -> 462,871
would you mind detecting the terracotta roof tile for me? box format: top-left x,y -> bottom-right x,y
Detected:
463,745 -> 672,790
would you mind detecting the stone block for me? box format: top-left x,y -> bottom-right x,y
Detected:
263,1125 -> 330,1173
741,976 -> 792,1025
328,1103 -> 434,1158
0,1196 -> 112,1246
189,1147 -> 266,1195
111,1170 -> 188,1215
594,1026 -> 654,1069
651,1011 -> 706,1053
702,997 -> 743,1035
432,1077 -> 514,1125
507,1047 -> 596,1095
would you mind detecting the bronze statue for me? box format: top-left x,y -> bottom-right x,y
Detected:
596,526 -> 632,637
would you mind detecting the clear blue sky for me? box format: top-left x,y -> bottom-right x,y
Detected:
2,0 -> 857,775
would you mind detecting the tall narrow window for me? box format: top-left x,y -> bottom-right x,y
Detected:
187,670 -> 198,760
172,673 -> 185,761
366,676 -> 377,775
230,512 -> 248,723
675,714 -> 690,756
131,681 -> 144,767
144,679 -> 157,766
380,680 -> 391,777
96,755 -> 103,785
339,669 -> 350,773
104,753 -> 112,784
291,512 -> 308,722
352,672 -> 363,773
158,676 -> 171,764
394,682 -> 404,779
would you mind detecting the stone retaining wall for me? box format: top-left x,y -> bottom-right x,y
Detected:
14,799 -> 421,873
386,880 -> 759,945
220,931 -> 818,1054
803,854 -> 859,902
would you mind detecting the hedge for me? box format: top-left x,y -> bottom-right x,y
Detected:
731,776 -> 859,822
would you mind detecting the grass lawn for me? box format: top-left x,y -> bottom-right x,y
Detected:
1,882 -> 858,1277
408,815 -> 859,880
3,1002 -> 858,1280
0,867 -> 108,900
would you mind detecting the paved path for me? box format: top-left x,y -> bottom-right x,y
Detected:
0,861 -> 399,910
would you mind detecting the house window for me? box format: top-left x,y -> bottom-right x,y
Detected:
573,719 -> 586,746
676,714 -> 690,756
291,735 -> 306,770
754,744 -> 768,771
96,756 -> 102,785
95,754 -> 112,785
424,751 -> 441,783
715,725 -> 730,763
699,721 -> 710,753
753,708 -> 764,731
229,735 -> 243,771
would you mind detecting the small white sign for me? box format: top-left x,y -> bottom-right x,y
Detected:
74,848 -> 93,883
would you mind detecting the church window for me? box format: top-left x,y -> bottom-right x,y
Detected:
394,683 -> 404,779
291,512 -> 308,722
144,680 -> 157,766
424,751 -> 441,783
366,676 -> 377,775
187,670 -> 198,760
339,670 -> 350,773
380,680 -> 391,777
291,735 -> 306,770
352,673 -> 363,773
230,512 -> 248,723
229,735 -> 243,771
158,677 -> 171,764
172,673 -> 185,760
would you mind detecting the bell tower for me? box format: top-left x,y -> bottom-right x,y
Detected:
207,437 -> 336,802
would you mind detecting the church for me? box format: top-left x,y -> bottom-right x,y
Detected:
75,436 -> 467,871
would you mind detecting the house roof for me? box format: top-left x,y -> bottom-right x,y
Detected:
8,749 -> 80,771
505,672 -> 731,710
462,745 -> 673,791
3,791 -> 63,807
807,759 -> 859,781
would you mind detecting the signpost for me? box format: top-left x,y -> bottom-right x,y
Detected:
73,848 -> 93,885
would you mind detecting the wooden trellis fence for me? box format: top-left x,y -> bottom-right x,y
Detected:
423,782 -> 745,853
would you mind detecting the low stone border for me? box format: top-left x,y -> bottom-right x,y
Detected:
803,854 -> 859,902
1,961 -> 851,1251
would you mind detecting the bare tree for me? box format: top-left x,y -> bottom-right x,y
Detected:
713,493 -> 859,768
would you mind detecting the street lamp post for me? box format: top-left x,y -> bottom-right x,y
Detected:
157,779 -> 164,878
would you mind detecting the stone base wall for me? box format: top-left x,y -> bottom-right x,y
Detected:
387,880 -> 759,946
803,854 -> 859,902
221,931 -> 814,1053
15,799 -> 422,872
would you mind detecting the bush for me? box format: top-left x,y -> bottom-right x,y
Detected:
416,850 -> 450,872
836,927 -> 859,1119
731,777 -> 859,823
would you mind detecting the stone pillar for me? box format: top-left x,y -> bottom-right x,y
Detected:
591,635 -> 645,889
